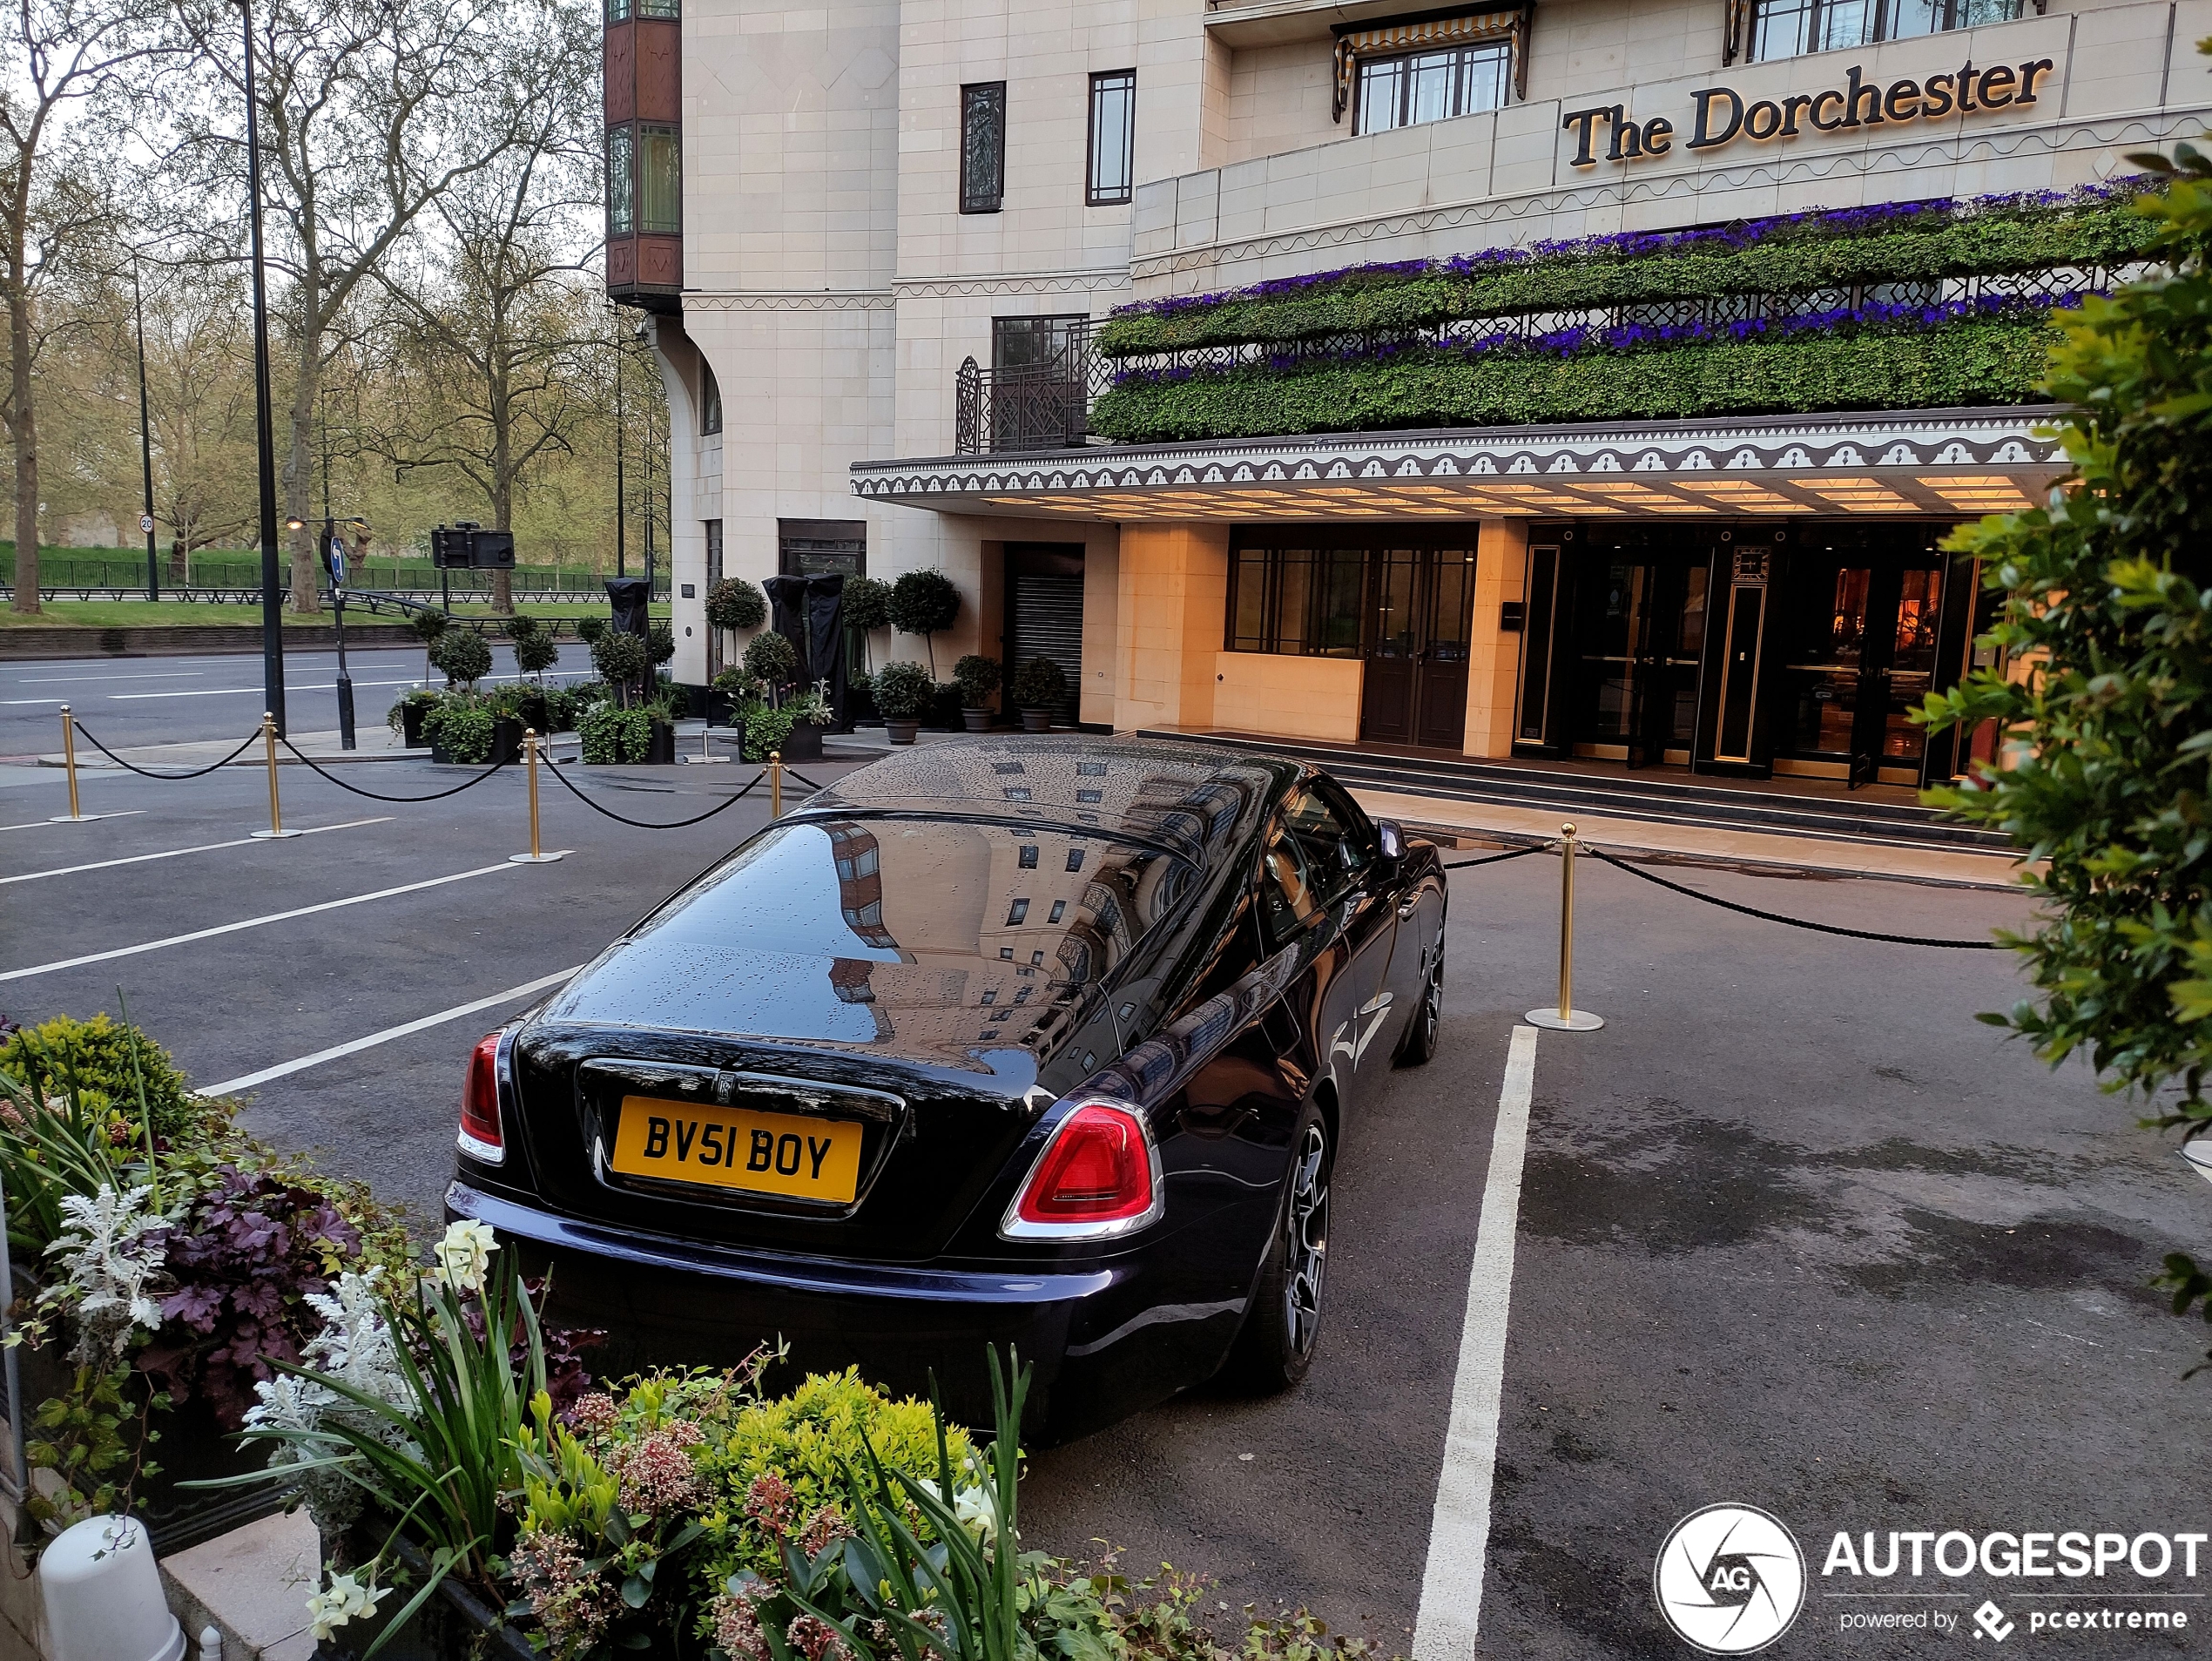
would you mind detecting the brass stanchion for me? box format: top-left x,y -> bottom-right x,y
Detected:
50,705 -> 91,823
250,710 -> 303,840
1526,820 -> 1603,1031
509,727 -> 566,864
769,750 -> 784,818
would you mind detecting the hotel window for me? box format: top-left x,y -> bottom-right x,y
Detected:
700,361 -> 722,436
606,0 -> 678,17
1086,70 -> 1136,206
606,126 -> 634,236
637,124 -> 680,233
1355,40 -> 1511,134
1746,0 -> 2020,60
1228,546 -> 1366,657
961,82 -> 1007,214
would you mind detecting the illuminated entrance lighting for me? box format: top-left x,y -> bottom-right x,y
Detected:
1919,474 -> 2033,510
1807,477 -> 1918,511
1675,480 -> 1812,511
1569,482 -> 1704,511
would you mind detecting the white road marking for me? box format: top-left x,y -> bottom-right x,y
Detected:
0,812 -> 146,833
0,862 -> 520,982
106,679 -> 422,699
0,816 -> 393,885
1412,1023 -> 1541,1661
198,967 -> 583,1097
16,671 -> 206,683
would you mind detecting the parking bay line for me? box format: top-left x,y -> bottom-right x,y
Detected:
0,811 -> 146,833
199,967 -> 583,1097
0,862 -> 522,982
1412,1023 -> 1540,1661
0,816 -> 394,885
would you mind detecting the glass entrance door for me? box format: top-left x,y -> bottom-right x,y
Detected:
1571,553 -> 1710,766
1359,547 -> 1475,749
1779,558 -> 1944,785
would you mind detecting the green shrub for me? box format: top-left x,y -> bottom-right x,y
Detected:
580,703 -> 655,764
647,621 -> 676,667
954,653 -> 1001,706
590,630 -> 649,688
408,610 -> 448,645
841,574 -> 891,632
429,628 -> 494,690
1096,188 -> 2156,355
1010,654 -> 1068,710
574,614 -> 607,645
742,703 -> 796,761
887,571 -> 961,676
512,622 -> 559,679
1091,316 -> 2054,442
424,699 -> 496,763
742,628 -> 799,688
0,1013 -> 195,1144
705,577 -> 767,631
873,659 -> 933,719
541,685 -> 579,733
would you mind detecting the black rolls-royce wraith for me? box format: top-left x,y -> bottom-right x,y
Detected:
446,735 -> 1447,1440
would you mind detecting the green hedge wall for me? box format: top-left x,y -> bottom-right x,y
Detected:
1096,197 -> 2153,357
1088,318 -> 2054,442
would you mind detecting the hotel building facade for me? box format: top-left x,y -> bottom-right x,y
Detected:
605,0 -> 2209,791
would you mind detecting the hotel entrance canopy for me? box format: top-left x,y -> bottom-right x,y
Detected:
851,406 -> 2068,522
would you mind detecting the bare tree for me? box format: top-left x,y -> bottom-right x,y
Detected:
173,0 -> 544,615
0,0 -> 173,612
371,0 -> 597,611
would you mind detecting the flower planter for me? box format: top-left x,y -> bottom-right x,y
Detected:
708,688 -> 739,728
400,703 -> 429,748
961,708 -> 994,733
644,719 -> 677,766
509,691 -> 550,736
885,718 -> 921,745
1020,708 -> 1054,733
782,719 -> 826,761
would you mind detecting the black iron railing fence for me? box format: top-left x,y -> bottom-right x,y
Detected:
954,320 -> 1117,454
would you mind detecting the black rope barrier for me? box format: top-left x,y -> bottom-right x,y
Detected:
1441,844 -> 1548,872
1583,846 -> 2006,949
278,738 -> 510,803
780,767 -> 830,793
546,757 -> 764,829
71,722 -> 261,780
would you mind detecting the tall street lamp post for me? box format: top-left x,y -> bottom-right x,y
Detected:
129,249 -> 158,602
237,0 -> 285,734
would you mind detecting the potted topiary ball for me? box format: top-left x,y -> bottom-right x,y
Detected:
705,577 -> 767,634
742,629 -> 799,701
1010,655 -> 1067,733
590,630 -> 651,706
873,660 -> 933,745
953,654 -> 1001,733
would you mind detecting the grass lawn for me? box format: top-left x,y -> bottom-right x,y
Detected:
0,599 -> 669,629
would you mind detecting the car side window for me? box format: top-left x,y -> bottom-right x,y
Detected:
1258,814 -> 1324,949
1279,786 -> 1369,908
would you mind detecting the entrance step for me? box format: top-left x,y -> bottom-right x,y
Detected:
1137,731 -> 2012,854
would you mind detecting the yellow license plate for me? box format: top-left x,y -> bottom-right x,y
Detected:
610,1096 -> 865,1203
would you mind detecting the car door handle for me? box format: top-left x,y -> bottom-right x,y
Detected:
1397,896 -> 1420,920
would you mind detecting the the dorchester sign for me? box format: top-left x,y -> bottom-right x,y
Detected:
1561,56 -> 2055,167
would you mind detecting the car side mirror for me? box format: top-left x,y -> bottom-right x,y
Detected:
1375,820 -> 1405,868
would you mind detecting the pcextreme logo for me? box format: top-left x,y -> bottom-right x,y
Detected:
1653,1504 -> 1808,1655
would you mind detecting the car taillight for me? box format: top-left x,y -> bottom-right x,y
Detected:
1001,1100 -> 1162,1239
457,1030 -> 504,1164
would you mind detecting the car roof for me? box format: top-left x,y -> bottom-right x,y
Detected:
792,734 -> 1297,869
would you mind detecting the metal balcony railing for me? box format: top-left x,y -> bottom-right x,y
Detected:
954,321 -> 1115,454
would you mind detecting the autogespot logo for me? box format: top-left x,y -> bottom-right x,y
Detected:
1655,1504 -> 1808,1654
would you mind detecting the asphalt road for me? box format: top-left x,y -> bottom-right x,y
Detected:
0,643 -> 594,755
3,650 -> 2205,1658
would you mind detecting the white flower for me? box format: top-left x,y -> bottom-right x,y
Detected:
306,1570 -> 388,1641
42,1184 -> 166,1366
913,1478 -> 1001,1546
427,1219 -> 497,1293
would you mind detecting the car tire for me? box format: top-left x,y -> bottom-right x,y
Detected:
1393,949 -> 1443,1068
1224,1106 -> 1332,1394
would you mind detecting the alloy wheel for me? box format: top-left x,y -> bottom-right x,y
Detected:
1283,1121 -> 1330,1356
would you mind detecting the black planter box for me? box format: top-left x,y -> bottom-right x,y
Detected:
509,691 -> 550,735
431,718 -> 522,766
780,720 -> 826,761
708,688 -> 738,728
644,719 -> 676,765
925,684 -> 965,732
400,703 -> 429,748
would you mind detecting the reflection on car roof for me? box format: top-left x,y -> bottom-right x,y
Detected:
795,735 -> 1288,869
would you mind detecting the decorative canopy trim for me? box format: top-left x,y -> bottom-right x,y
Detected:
1331,5 -> 1530,123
